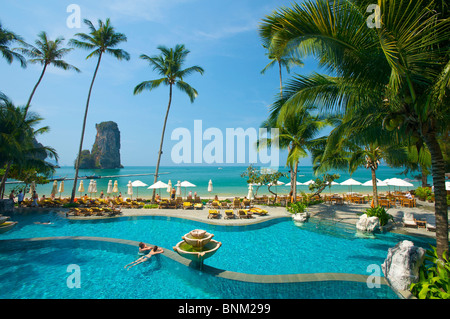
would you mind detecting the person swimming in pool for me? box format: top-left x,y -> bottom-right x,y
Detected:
138,242 -> 153,255
124,245 -> 164,270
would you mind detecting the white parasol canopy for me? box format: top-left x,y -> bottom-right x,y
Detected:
113,180 -> 119,193
92,180 -> 98,194
285,181 -> 303,186
127,181 -> 133,198
247,184 -> 254,200
131,180 -> 148,198
176,180 -> 181,196
362,179 -> 388,186
51,180 -> 58,196
303,180 -> 315,185
208,179 -> 213,192
340,178 -> 361,193
78,180 -> 85,195
58,181 -> 64,198
167,180 -> 172,193
148,181 -> 169,189
384,178 -> 413,187
107,180 -> 113,195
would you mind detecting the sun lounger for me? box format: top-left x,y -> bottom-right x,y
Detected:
220,202 -> 229,209
208,209 -> 220,219
194,203 -> 203,210
426,215 -> 436,231
183,202 -> 193,209
211,201 -> 220,209
249,207 -> 268,215
403,212 -> 417,228
232,199 -> 241,209
238,209 -> 252,219
224,210 -> 236,219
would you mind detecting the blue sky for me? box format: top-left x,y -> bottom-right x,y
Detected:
0,0 -> 326,167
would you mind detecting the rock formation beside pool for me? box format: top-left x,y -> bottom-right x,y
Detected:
356,214 -> 380,233
75,121 -> 123,169
382,240 -> 426,292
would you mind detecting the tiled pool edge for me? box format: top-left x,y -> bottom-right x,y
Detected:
0,236 -> 408,298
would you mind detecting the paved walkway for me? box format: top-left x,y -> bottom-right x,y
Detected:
67,199 -> 448,239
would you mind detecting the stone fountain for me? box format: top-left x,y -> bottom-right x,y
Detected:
173,229 -> 222,269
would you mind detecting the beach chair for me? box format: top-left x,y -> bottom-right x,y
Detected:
403,212 -> 417,228
176,197 -> 183,208
220,201 -> 229,209
232,199 -> 241,209
426,215 -> 436,231
168,199 -> 177,209
379,199 -> 390,208
238,209 -> 249,218
224,210 -> 236,219
211,201 -> 221,210
208,209 -> 220,219
249,207 -> 268,216
242,199 -> 252,208
183,201 -> 193,210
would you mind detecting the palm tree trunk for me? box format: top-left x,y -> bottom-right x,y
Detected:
152,84 -> 173,202
71,53 -> 103,203
24,63 -> 48,118
278,60 -> 283,99
292,161 -> 299,202
371,167 -> 379,207
422,131 -> 449,260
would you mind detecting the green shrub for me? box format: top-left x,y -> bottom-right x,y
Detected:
410,246 -> 450,299
364,206 -> 393,226
415,187 -> 432,200
63,202 -> 79,208
143,204 -> 158,209
286,202 -> 307,214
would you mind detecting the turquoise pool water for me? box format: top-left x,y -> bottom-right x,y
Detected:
0,211 -> 435,298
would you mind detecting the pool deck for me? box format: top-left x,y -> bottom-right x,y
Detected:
85,200 -> 445,239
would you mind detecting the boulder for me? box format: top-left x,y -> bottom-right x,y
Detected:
382,240 -> 426,291
356,214 -> 379,232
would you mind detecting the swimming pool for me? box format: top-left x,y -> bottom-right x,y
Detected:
0,211 -> 435,298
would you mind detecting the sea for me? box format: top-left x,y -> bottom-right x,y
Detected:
4,165 -> 424,200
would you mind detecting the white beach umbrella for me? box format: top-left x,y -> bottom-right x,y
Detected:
303,180 -> 315,185
148,180 -> 169,197
29,181 -> 36,195
179,180 -> 196,197
87,180 -> 94,197
176,180 -> 182,196
247,184 -> 254,200
326,181 -> 339,194
92,180 -> 98,197
78,180 -> 84,197
107,180 -> 113,195
58,181 -> 64,198
131,180 -> 148,198
340,178 -> 361,193
167,180 -> 172,193
285,181 -> 303,186
51,180 -> 58,197
113,180 -> 119,193
362,179 -> 388,186
208,179 -> 213,192
446,181 -> 450,191
127,181 -> 133,199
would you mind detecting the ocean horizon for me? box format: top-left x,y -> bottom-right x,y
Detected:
5,165 -> 425,200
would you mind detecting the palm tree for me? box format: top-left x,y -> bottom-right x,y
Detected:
260,42 -> 303,99
0,21 -> 26,67
16,31 -> 80,117
68,18 -> 130,202
260,0 -> 449,259
259,105 -> 329,201
133,44 -> 204,201
0,96 -> 58,197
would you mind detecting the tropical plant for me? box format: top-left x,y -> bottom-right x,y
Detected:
415,187 -> 433,201
364,206 -> 393,227
308,173 -> 340,197
259,0 -> 449,258
410,246 -> 450,299
68,18 -> 130,202
286,201 -> 307,214
260,41 -> 303,99
16,31 -> 80,117
259,105 -> 331,201
0,96 -> 58,197
133,44 -> 204,201
0,21 -> 26,67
